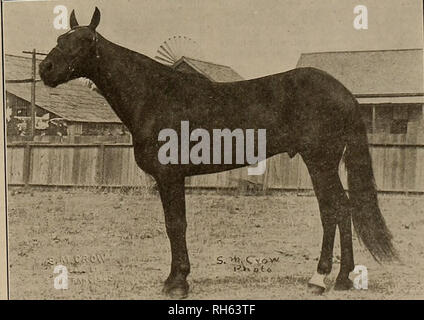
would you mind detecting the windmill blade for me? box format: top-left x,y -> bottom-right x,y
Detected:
155,35 -> 203,65
164,41 -> 177,62
170,36 -> 178,61
154,55 -> 174,65
175,36 -> 183,58
159,45 -> 176,61
157,47 -> 174,62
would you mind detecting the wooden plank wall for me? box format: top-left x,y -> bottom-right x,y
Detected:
7,134 -> 132,144
6,138 -> 424,193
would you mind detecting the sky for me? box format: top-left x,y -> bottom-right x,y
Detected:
3,0 -> 423,79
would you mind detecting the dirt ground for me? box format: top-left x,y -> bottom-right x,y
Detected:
6,187 -> 424,300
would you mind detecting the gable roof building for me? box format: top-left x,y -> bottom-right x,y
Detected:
5,54 -> 120,123
172,57 -> 244,82
296,48 -> 424,140
296,48 -> 424,105
5,54 -> 244,127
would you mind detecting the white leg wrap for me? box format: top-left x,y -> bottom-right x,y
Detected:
308,271 -> 327,289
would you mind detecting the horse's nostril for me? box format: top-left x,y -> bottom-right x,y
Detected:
41,61 -> 53,73
45,61 -> 53,72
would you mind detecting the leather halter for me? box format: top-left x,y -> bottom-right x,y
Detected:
52,29 -> 100,76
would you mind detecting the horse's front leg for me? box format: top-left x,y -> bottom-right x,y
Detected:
156,174 -> 190,298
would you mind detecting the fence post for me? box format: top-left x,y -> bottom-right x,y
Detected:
97,143 -> 105,186
296,155 -> 302,195
22,143 -> 31,187
262,159 -> 269,193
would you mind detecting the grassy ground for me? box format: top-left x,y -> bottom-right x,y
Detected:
7,188 -> 424,299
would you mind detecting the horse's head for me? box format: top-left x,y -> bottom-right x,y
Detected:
39,7 -> 101,87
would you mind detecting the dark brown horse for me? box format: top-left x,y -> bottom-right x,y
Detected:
39,8 -> 397,298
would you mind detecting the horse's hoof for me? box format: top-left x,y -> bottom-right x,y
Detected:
308,283 -> 326,295
167,287 -> 188,299
334,278 -> 353,291
307,271 -> 326,294
162,281 -> 189,299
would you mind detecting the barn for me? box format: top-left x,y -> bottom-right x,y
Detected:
172,56 -> 244,82
5,54 -> 127,139
4,54 -> 243,140
5,49 -> 424,193
296,48 -> 424,143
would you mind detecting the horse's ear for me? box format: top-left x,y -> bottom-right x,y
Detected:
69,9 -> 79,29
89,7 -> 101,30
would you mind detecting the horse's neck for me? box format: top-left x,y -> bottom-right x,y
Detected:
87,35 -> 166,131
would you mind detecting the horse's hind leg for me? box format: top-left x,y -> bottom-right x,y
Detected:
302,150 -> 354,293
334,185 -> 354,290
324,173 -> 354,290
303,163 -> 337,293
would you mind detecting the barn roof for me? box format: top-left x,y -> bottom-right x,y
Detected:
4,54 -> 121,123
5,54 -> 244,124
296,49 -> 424,100
173,57 -> 244,82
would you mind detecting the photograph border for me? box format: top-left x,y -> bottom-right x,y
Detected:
0,0 -> 10,301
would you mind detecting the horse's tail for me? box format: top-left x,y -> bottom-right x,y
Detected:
344,104 -> 398,262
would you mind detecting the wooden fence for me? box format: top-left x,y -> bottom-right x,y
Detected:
6,138 -> 424,193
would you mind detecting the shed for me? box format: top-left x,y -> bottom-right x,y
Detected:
296,49 -> 424,142
5,54 -> 124,137
172,57 -> 244,82
4,54 -> 243,138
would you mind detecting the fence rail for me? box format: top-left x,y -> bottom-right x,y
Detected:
6,140 -> 424,193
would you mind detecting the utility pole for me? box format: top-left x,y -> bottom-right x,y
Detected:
30,49 -> 36,138
21,49 -> 47,139
6,49 -> 47,140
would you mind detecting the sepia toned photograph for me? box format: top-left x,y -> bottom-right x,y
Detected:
0,0 -> 423,303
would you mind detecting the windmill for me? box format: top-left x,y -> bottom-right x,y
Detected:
81,36 -> 203,91
155,35 -> 203,65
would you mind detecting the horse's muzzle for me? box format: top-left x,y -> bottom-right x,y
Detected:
39,59 -> 59,87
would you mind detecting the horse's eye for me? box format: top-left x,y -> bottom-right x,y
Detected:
81,37 -> 93,45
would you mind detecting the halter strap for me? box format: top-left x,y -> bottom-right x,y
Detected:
53,31 -> 99,74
